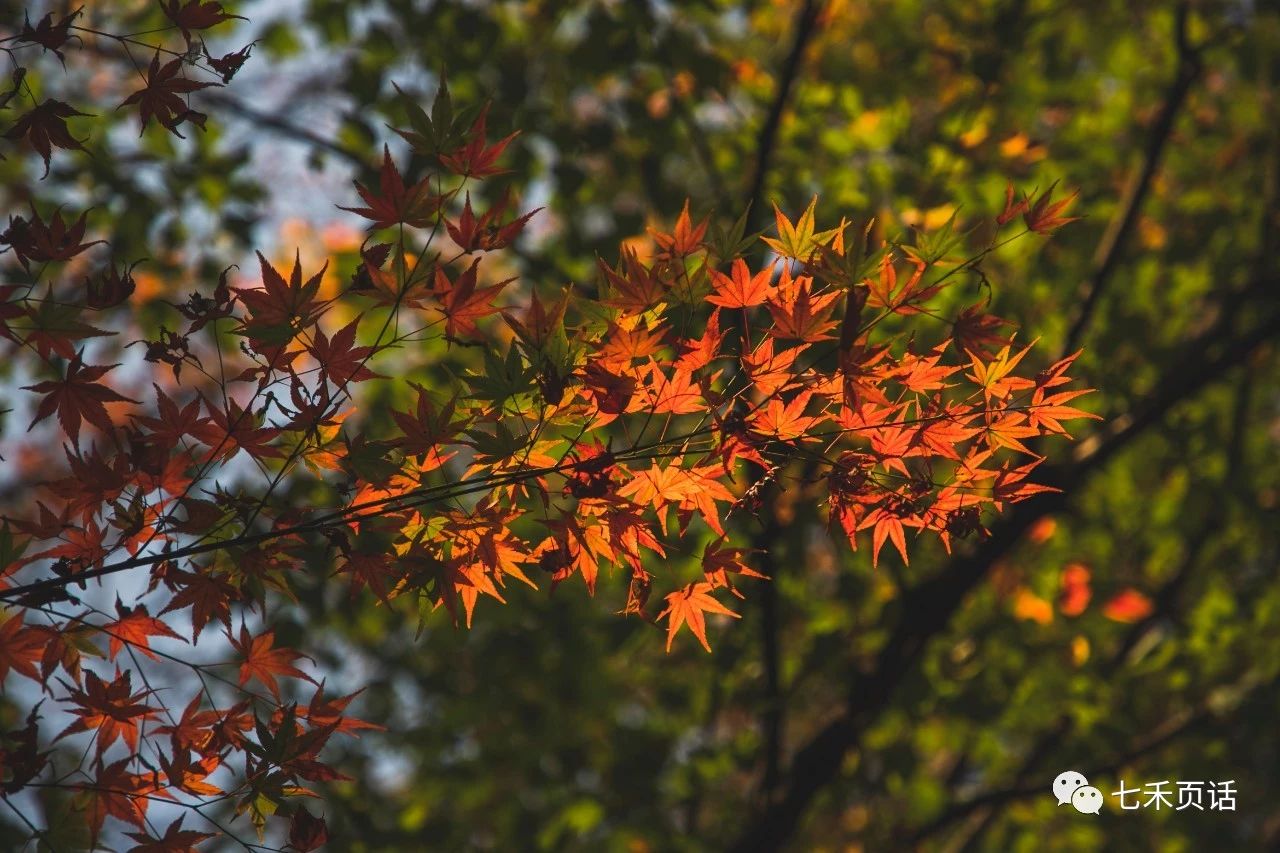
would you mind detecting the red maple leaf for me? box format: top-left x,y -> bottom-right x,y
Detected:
58,670 -> 160,759
432,258 -> 512,339
229,626 -> 316,700
23,351 -> 137,444
440,106 -> 518,177
120,52 -> 215,136
599,247 -> 666,316
82,758 -> 153,840
160,0 -> 245,43
131,385 -> 223,452
205,397 -> 284,461
234,251 -> 327,347
340,145 -> 439,230
160,566 -> 238,640
2,207 -> 103,271
3,99 -> 90,176
1023,182 -> 1080,234
446,190 -> 540,252
289,808 -> 329,852
125,816 -> 216,853
307,318 -> 382,386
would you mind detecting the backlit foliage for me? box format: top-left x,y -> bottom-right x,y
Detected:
0,4 -> 1092,848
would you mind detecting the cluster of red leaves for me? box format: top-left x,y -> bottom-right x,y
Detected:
0,9 -> 1095,849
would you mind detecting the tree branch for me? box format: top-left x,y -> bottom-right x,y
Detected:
743,0 -> 824,233
1061,2 -> 1202,355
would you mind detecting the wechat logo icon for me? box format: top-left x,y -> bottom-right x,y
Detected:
1054,770 -> 1102,814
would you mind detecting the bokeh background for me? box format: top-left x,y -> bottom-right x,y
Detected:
3,0 -> 1279,850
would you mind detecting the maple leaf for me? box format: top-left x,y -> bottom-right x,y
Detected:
966,340 -> 1036,401
865,253 -> 938,314
58,670 -> 160,759
749,391 -> 820,441
301,683 -> 383,735
650,199 -> 708,260
126,816 -> 216,853
131,385 -> 222,452
202,41 -> 253,83
503,287 -> 571,354
82,758 -> 152,840
0,613 -> 45,684
629,362 -> 705,415
103,600 -> 186,661
229,626 -> 316,700
23,351 -> 137,444
3,99 -> 90,176
390,383 -> 465,468
85,260 -> 140,310
340,145 -> 439,230
599,247 -> 666,316
120,52 -> 215,136
1027,387 -> 1100,435
1,207 -> 103,271
707,258 -> 776,308
579,361 -> 637,420
766,268 -> 840,340
15,9 -> 82,65
858,504 -> 913,568
234,251 -> 327,346
952,304 -> 1013,354
761,195 -> 842,261
657,582 -> 740,653
289,808 -> 329,853
160,567 -> 237,640
1023,182 -> 1080,234
205,397 -> 284,461
742,337 -> 803,397
157,749 -> 222,796
447,190 -> 540,252
160,0 -> 245,43
983,411 -> 1040,454
996,182 -> 1031,226
675,309 -> 723,372
308,318 -> 382,386
440,105 -> 518,177
702,538 -> 767,598
433,258 -> 512,339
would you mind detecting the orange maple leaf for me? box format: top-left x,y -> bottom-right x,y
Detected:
650,199 -> 708,260
707,258 -> 776,308
658,582 -> 740,653
104,600 -> 186,661
766,268 -> 839,340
